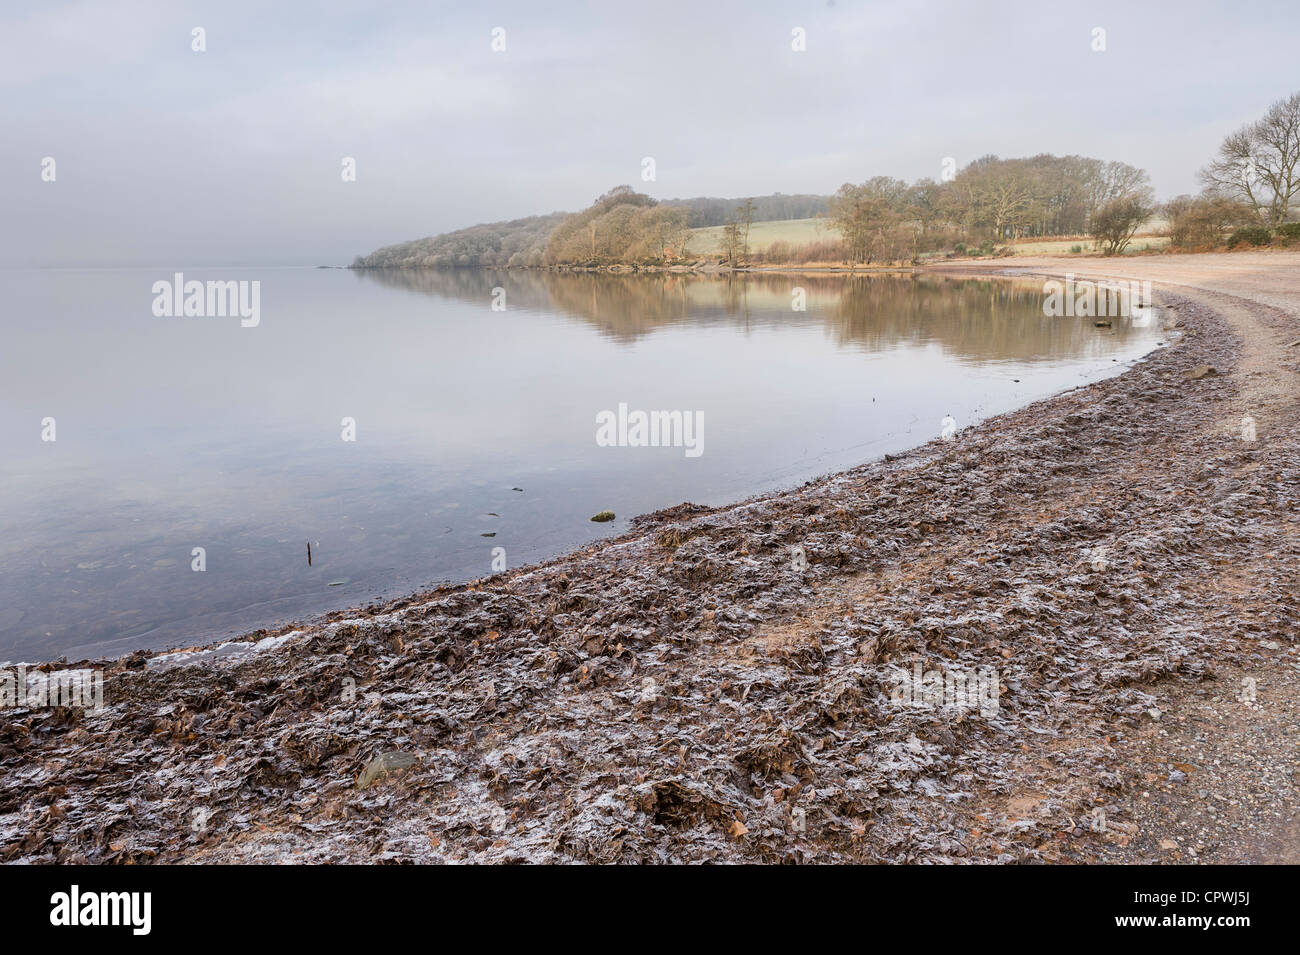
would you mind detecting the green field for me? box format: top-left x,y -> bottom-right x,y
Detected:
689,217 -> 836,255
689,215 -> 1174,259
690,217 -> 1171,258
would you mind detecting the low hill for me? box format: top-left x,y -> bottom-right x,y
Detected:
353,193 -> 831,268
352,212 -> 570,269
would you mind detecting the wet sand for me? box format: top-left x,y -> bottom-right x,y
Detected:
3,251 -> 1298,863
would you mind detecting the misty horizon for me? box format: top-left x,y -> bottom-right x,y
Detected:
4,0 -> 1299,268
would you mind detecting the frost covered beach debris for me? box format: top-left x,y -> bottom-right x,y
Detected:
3,257 -> 1299,864
1,666 -> 103,715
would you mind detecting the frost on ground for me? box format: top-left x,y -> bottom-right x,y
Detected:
2,253 -> 1297,864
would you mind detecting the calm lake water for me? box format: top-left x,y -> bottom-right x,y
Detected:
0,268 -> 1163,662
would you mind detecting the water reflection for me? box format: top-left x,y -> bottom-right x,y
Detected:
0,268 -> 1160,662
358,268 -> 1148,359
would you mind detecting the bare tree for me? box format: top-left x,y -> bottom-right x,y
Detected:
721,222 -> 744,268
829,177 -> 909,263
1164,193 -> 1253,248
906,178 -> 943,239
674,220 -> 692,262
1200,92 -> 1300,228
982,174 -> 1033,240
736,198 -> 756,261
1090,194 -> 1155,255
1084,160 -> 1150,231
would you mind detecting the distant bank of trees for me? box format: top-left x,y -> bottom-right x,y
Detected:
356,157 -> 1157,269
352,212 -> 567,269
811,92 -> 1297,261
543,186 -> 693,266
354,91 -> 1298,268
352,191 -> 823,269
825,154 -> 1157,263
659,193 -> 828,227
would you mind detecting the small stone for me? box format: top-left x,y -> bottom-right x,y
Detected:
590,511 -> 616,523
1183,364 -> 1217,380
357,751 -> 418,789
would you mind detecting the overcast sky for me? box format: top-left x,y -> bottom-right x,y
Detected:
3,0 -> 1298,267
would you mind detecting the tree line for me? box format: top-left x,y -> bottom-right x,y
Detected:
352,212 -> 567,269
825,154 -> 1159,263
542,186 -> 693,266
659,193 -> 828,227
1170,90 -> 1300,249
825,88 -> 1298,264
353,192 -> 824,269
354,91 -> 1298,268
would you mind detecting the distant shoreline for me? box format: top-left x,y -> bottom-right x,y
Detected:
341,238 -> 1237,276
346,261 -> 924,274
